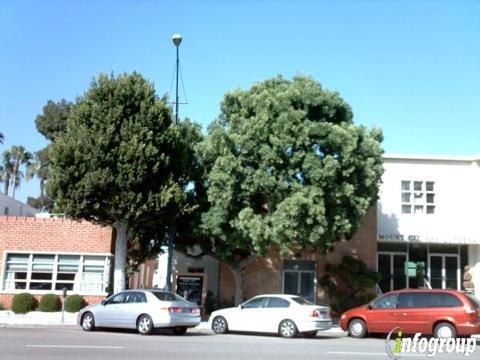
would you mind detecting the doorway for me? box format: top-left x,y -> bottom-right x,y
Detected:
377,253 -> 407,293
428,254 -> 460,290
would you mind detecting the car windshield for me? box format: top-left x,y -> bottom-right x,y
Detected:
152,291 -> 186,302
466,294 -> 480,309
291,296 -> 313,305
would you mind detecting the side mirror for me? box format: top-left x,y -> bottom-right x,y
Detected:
101,300 -> 107,306
367,303 -> 373,310
238,304 -> 243,309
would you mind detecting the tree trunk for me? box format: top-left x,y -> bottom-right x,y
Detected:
11,160 -> 19,199
113,223 -> 127,293
229,265 -> 244,305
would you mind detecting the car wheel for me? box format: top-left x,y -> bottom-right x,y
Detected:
137,314 -> 154,335
348,318 -> 367,338
81,312 -> 95,331
212,316 -> 228,334
172,327 -> 188,335
434,322 -> 456,339
278,319 -> 298,338
302,331 -> 317,338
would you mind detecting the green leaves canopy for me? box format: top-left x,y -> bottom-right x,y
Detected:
48,72 -> 202,237
200,76 -> 384,261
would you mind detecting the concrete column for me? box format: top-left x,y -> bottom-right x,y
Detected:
468,245 -> 480,298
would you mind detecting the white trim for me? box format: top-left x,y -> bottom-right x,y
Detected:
383,153 -> 480,162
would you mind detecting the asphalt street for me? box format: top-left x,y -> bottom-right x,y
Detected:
0,327 -> 477,360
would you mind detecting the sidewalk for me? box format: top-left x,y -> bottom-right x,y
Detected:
0,310 -> 346,335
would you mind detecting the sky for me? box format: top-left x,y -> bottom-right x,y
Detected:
1,0 -> 479,204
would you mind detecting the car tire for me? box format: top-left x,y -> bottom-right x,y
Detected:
302,331 -> 318,338
278,319 -> 298,338
81,312 -> 95,332
212,316 -> 228,334
172,327 -> 188,335
137,314 -> 154,335
348,318 -> 367,338
434,322 -> 456,339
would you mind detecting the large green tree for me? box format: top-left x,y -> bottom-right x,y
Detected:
48,72 -> 203,292
35,99 -> 73,141
200,76 -> 384,303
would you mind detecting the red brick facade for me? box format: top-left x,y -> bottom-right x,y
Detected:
218,206 -> 377,305
0,216 -> 115,309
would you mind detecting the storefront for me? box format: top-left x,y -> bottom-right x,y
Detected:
377,154 -> 480,297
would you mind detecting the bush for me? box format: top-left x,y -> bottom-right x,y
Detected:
39,294 -> 61,312
0,302 -> 4,311
64,294 -> 86,313
319,255 -> 381,315
11,293 -> 37,314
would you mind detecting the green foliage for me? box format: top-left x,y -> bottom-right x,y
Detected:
319,255 -> 381,314
64,295 -> 86,313
47,72 -> 204,264
35,99 -> 73,141
11,293 -> 37,314
39,294 -> 61,312
199,76 -> 384,264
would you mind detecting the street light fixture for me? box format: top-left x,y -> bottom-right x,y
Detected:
165,33 -> 182,291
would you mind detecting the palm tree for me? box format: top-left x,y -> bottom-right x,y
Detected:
0,150 -> 13,195
9,145 -> 33,199
26,148 -> 49,197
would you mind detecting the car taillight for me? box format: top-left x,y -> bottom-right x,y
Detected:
168,307 -> 184,313
191,307 -> 200,315
310,309 -> 330,319
465,308 -> 478,321
310,310 -> 320,318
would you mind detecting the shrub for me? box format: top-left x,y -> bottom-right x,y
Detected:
11,293 -> 37,314
39,294 -> 61,312
319,255 -> 381,315
0,302 -> 4,311
64,294 -> 86,313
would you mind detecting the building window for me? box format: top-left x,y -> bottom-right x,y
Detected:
3,207 -> 9,216
3,253 -> 109,293
401,180 -> 435,214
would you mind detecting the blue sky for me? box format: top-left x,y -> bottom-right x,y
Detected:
1,0 -> 479,203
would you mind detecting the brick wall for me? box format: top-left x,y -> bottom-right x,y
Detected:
0,294 -> 106,309
0,216 -> 115,309
218,206 -> 377,305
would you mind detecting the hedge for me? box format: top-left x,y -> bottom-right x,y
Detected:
11,293 -> 37,314
39,294 -> 62,312
64,294 -> 86,312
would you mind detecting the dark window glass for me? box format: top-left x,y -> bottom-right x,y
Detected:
108,292 -> 128,304
55,283 -> 74,291
57,273 -> 75,281
430,293 -> 462,307
372,294 -> 398,309
266,297 -> 290,308
429,245 -> 458,254
242,297 -> 266,309
31,272 -> 52,280
127,292 -> 147,304
291,296 -> 313,305
152,291 -> 184,302
29,282 -> 52,290
397,293 -> 431,308
378,243 -> 408,252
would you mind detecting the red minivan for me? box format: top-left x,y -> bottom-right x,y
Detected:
340,289 -> 480,338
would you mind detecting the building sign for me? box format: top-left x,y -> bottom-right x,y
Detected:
174,273 -> 206,306
379,234 -> 420,241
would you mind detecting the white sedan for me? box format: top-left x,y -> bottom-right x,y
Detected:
209,294 -> 332,338
77,290 -> 201,335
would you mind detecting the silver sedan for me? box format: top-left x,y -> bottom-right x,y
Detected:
77,289 -> 201,335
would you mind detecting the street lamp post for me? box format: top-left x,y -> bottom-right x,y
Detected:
165,33 -> 182,291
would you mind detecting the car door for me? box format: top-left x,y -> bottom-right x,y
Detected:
230,297 -> 268,332
261,297 -> 292,333
365,293 -> 399,333
395,292 -> 430,334
95,292 -> 128,327
119,291 -> 148,328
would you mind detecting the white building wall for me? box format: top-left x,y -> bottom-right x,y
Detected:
378,155 -> 480,243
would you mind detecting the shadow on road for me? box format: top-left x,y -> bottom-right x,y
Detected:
91,327 -> 211,337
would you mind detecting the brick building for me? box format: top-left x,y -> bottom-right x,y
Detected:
0,216 -> 115,308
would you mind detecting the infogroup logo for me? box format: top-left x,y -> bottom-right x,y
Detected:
385,327 -> 477,358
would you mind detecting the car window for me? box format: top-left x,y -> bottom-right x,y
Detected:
466,294 -> 480,309
126,292 -> 147,304
266,297 -> 290,308
152,291 -> 184,302
108,292 -> 128,304
291,296 -> 313,305
430,293 -> 462,307
372,293 -> 398,309
242,297 -> 267,309
397,293 -> 431,308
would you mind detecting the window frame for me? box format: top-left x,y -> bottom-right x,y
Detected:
0,251 -> 112,296
401,180 -> 435,215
